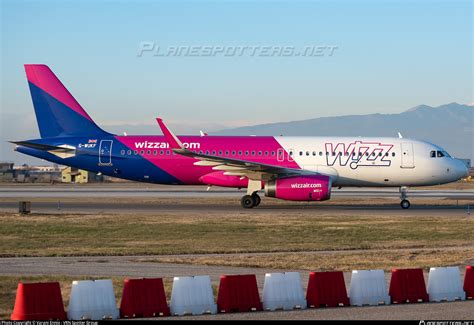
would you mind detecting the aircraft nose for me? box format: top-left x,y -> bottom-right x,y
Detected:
456,160 -> 470,179
462,163 -> 470,178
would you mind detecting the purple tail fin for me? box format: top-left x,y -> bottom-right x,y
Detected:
25,64 -> 109,138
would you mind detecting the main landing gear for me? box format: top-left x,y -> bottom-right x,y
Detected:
399,186 -> 410,209
241,193 -> 261,209
241,179 -> 262,209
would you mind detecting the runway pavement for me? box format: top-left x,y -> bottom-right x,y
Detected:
1,184 -> 473,215
2,184 -> 474,199
1,183 -> 473,319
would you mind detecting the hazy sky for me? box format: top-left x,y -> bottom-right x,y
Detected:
0,0 -> 472,163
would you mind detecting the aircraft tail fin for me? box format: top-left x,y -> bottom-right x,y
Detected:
24,64 -> 109,138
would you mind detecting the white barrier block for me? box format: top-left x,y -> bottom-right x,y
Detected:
427,266 -> 466,302
349,270 -> 390,306
262,272 -> 307,311
67,279 -> 119,320
170,275 -> 217,316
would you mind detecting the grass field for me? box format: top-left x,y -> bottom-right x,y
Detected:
0,210 -> 473,257
1,195 -> 474,319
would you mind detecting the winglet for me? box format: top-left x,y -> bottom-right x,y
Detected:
156,118 -> 184,149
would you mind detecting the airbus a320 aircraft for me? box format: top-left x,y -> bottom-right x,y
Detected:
12,65 -> 469,209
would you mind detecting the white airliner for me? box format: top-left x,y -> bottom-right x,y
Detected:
14,64 -> 470,209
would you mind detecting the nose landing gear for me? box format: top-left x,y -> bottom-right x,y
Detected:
400,199 -> 411,209
399,186 -> 411,209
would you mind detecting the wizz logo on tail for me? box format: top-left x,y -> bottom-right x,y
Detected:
325,141 -> 394,170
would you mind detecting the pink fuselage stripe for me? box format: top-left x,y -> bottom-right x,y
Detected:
115,135 -> 300,184
25,65 -> 93,122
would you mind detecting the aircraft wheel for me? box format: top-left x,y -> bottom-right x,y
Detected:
241,195 -> 255,209
252,193 -> 261,207
400,199 -> 411,209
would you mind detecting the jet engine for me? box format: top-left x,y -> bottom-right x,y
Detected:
264,175 -> 332,201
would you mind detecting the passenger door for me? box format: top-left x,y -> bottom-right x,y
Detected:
400,143 -> 415,168
99,140 -> 113,166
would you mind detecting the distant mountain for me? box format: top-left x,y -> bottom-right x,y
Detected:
212,103 -> 474,160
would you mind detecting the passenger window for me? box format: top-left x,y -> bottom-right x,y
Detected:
430,150 -> 436,158
239,151 -> 243,155
212,150 -> 216,155
264,151 -> 268,156
225,151 -> 229,155
251,151 -> 256,156
147,150 -> 151,155
205,150 -> 209,155
127,150 -> 131,155
392,152 -> 395,157
312,151 -> 316,156
140,150 -> 145,155
258,151 -> 262,156
319,152 -> 323,156
271,151 -> 275,156
120,150 -> 125,155
306,151 -> 310,156
153,151 -> 157,155
166,150 -> 170,155
219,150 -> 223,155
232,151 -> 236,155
300,151 -> 303,156
245,151 -> 249,156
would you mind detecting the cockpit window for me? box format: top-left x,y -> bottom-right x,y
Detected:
432,150 -> 451,158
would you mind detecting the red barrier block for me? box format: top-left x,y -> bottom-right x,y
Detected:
464,266 -> 474,299
389,268 -> 429,303
120,278 -> 170,318
306,271 -> 349,308
217,274 -> 262,313
11,282 -> 66,320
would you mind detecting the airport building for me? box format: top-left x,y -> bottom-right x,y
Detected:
0,162 -> 107,183
61,167 -> 103,184
0,162 -> 15,182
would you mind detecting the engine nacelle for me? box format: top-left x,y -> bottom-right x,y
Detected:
264,175 -> 332,201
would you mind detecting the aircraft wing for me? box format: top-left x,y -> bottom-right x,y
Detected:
156,118 -> 314,180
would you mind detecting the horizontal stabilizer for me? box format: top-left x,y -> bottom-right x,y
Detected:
11,141 -> 76,159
